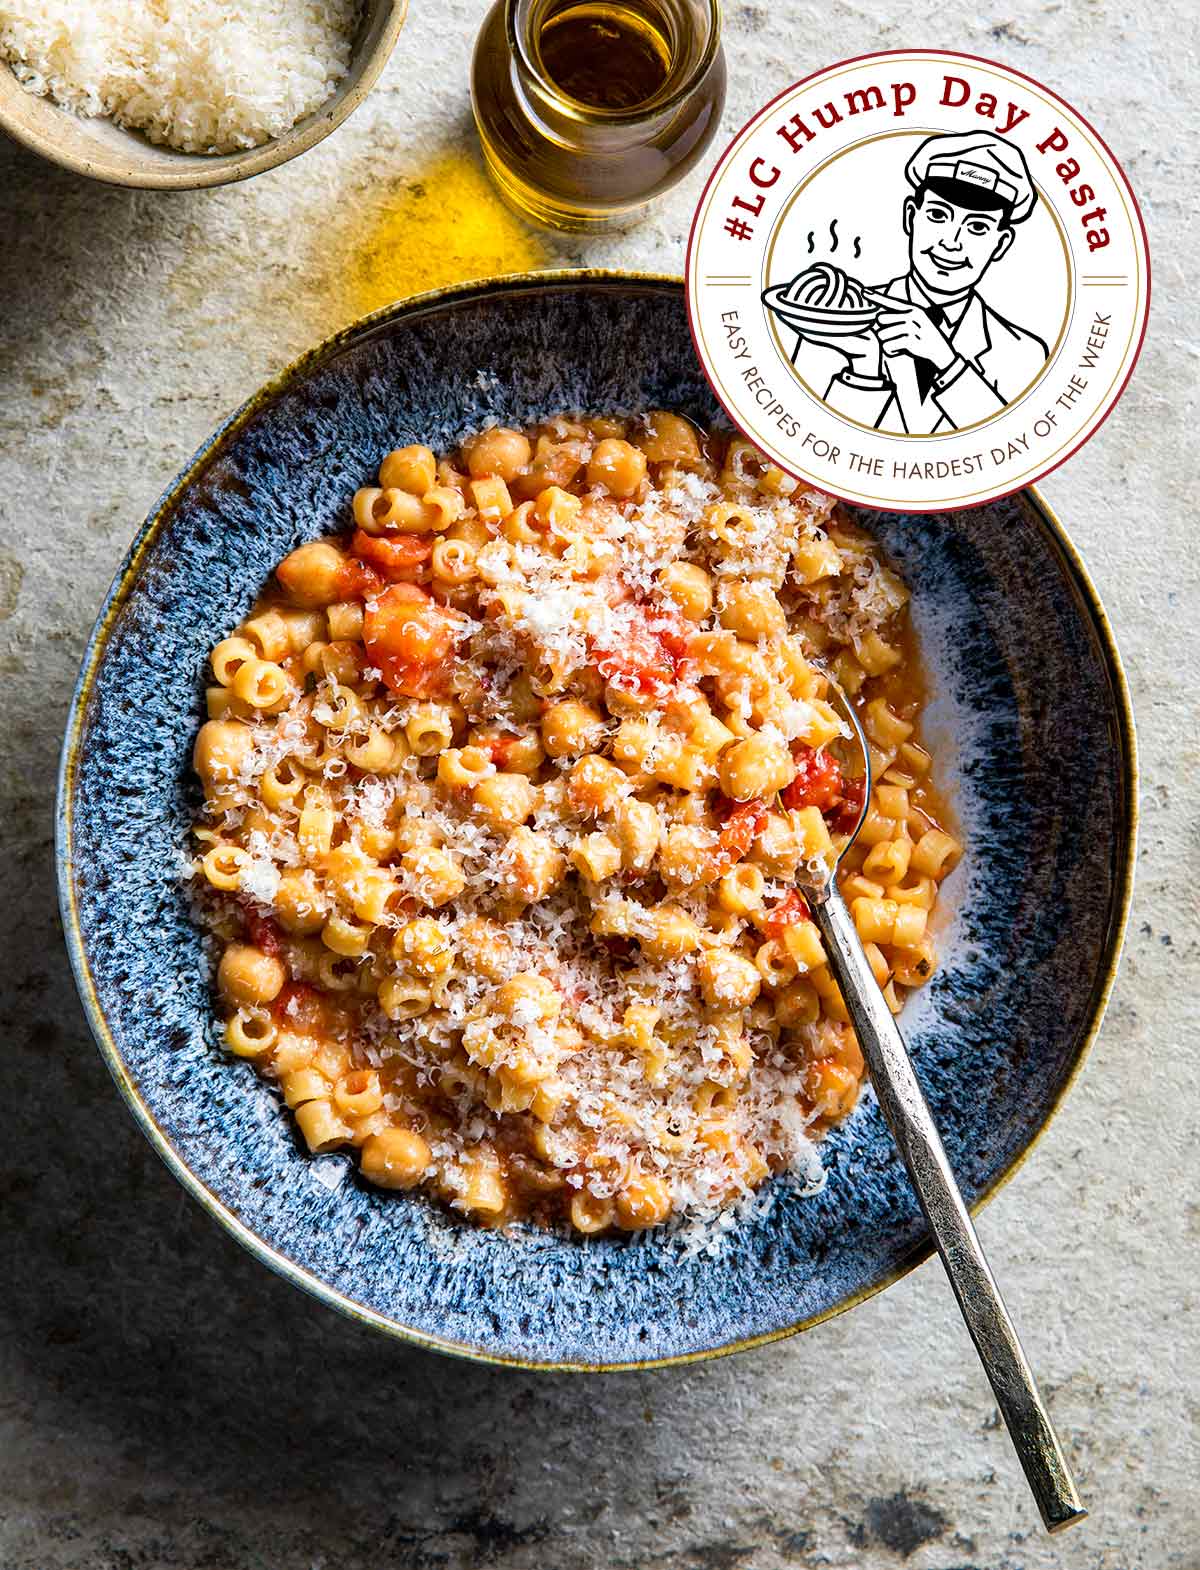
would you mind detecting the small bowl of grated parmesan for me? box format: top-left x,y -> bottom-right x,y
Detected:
0,0 -> 407,188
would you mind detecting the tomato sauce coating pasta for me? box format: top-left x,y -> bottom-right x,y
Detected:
189,413 -> 961,1235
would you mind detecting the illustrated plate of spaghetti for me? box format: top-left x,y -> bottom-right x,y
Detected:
762,263 -> 881,345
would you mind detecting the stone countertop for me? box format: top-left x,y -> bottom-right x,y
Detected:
0,2 -> 1195,1567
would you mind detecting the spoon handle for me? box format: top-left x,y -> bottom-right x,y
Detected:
807,884 -> 1087,1534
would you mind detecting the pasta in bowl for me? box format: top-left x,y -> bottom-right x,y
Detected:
58,274 -> 1133,1365
190,412 -> 960,1237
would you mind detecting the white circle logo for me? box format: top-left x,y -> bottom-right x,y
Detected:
687,50 -> 1150,510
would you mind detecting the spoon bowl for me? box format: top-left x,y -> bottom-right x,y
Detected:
809,676 -> 873,879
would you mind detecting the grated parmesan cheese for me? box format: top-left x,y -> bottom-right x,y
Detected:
0,0 -> 361,154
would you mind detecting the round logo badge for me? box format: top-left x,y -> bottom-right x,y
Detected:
686,51 -> 1150,510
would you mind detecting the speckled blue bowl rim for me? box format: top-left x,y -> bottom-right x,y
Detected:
55,270 -> 1138,1371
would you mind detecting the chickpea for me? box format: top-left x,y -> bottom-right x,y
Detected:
658,560 -> 713,622
516,437 -> 586,498
635,411 -> 702,466
718,733 -> 795,802
459,917 -> 515,980
697,948 -> 761,1009
274,869 -> 330,934
502,731 -> 546,775
193,719 -> 254,786
585,415 -> 627,439
392,917 -> 455,977
497,972 -> 561,1024
807,1060 -> 860,1120
541,699 -> 605,759
565,755 -> 628,816
587,437 -> 647,498
775,976 -> 820,1028
640,906 -> 702,960
465,426 -> 532,483
361,1127 -> 432,1190
659,824 -> 715,887
379,444 -> 437,495
750,811 -> 803,880
403,846 -> 466,907
218,943 -> 286,1007
500,827 -> 565,904
719,581 -> 787,640
473,771 -> 537,831
616,1172 -> 672,1230
275,541 -> 346,608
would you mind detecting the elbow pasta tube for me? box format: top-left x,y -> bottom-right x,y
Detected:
189,413 -> 960,1235
211,635 -> 257,687
406,703 -> 455,755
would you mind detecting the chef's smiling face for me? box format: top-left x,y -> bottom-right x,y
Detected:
903,188 -> 1015,298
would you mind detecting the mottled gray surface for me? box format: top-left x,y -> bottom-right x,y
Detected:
0,1 -> 1195,1567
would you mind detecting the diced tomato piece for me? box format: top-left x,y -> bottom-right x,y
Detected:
363,582 -> 460,697
656,620 -> 691,663
372,656 -> 446,699
782,744 -> 843,813
480,731 -> 515,767
591,627 -> 672,698
763,888 -> 810,940
350,527 -> 433,582
590,604 -> 689,699
829,775 -> 867,834
334,555 -> 385,601
711,797 -> 768,877
270,980 -> 322,1028
244,909 -> 283,957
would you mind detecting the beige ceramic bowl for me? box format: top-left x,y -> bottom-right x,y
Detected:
0,0 -> 407,189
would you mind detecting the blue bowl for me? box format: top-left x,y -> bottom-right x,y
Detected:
56,273 -> 1136,1369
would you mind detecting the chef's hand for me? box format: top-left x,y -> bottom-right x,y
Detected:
869,298 -> 956,371
820,327 -> 882,380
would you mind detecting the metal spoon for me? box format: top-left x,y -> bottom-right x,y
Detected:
795,680 -> 1086,1534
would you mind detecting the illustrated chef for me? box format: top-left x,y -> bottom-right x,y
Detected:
816,131 -> 1049,435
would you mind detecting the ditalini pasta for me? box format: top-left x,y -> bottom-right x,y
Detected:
189,413 -> 961,1235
